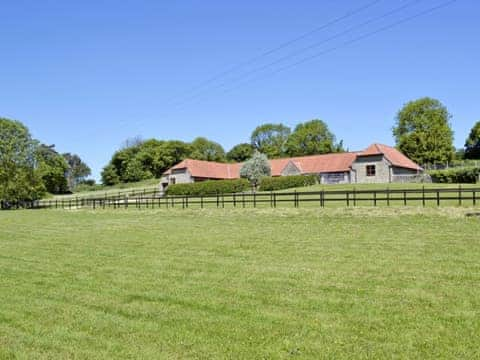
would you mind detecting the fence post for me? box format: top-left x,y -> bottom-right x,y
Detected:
437,190 -> 440,207
474,190 -> 476,206
459,185 -> 462,206
216,192 -> 219,208
387,188 -> 390,206
273,192 -> 277,208
233,193 -> 236,208
201,195 -> 204,209
353,188 -> 356,207
403,191 -> 407,206
242,193 -> 245,208
346,191 -> 349,207
222,193 -> 225,208
253,192 -> 257,208
374,191 -> 377,207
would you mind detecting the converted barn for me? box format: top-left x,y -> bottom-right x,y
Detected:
160,143 -> 422,191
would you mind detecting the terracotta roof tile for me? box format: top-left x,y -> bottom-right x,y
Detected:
359,144 -> 422,171
163,144 -> 422,179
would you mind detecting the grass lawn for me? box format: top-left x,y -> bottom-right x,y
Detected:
1,208 -> 480,358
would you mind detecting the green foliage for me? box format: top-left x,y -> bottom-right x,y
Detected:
259,175 -> 318,191
393,97 -> 455,164
36,144 -> 70,194
0,118 -> 46,202
101,164 -> 121,186
240,152 -> 271,186
464,121 -> 480,159
190,137 -> 226,162
429,167 -> 480,183
251,123 -> 291,158
286,119 -> 340,156
101,139 -> 192,185
63,153 -> 91,190
226,143 -> 254,162
166,179 -> 250,196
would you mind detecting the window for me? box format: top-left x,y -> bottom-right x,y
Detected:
170,177 -> 176,185
366,165 -> 376,177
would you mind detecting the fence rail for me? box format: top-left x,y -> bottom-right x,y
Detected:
4,186 -> 479,210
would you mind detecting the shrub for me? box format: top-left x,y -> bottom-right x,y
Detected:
429,167 -> 480,183
166,179 -> 250,196
259,175 -> 318,191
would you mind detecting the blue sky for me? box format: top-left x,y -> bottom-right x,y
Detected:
1,0 -> 478,180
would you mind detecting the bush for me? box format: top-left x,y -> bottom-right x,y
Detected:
259,175 -> 318,191
166,179 -> 250,196
429,167 -> 480,183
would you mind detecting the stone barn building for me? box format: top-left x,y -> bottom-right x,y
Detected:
160,143 -> 422,191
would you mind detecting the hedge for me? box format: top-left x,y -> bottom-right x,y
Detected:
166,179 -> 250,196
259,175 -> 318,191
429,167 -> 480,184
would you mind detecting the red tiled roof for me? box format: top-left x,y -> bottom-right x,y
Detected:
269,152 -> 357,176
359,144 -> 422,171
167,159 -> 241,179
163,144 -> 421,179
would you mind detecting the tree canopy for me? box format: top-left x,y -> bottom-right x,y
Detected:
464,121 -> 480,159
226,143 -> 254,162
393,97 -> 454,164
251,123 -> 291,158
190,137 -> 226,162
0,117 -> 45,202
63,153 -> 91,190
36,144 -> 69,194
101,139 -> 193,185
239,152 -> 271,187
286,119 -> 342,156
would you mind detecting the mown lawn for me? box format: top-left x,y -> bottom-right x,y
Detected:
1,208 -> 480,359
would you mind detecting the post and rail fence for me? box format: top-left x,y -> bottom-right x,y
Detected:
3,186 -> 480,210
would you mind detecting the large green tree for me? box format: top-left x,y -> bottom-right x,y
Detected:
101,139 -> 192,185
464,121 -> 480,159
63,153 -> 91,190
286,119 -> 342,156
251,123 -> 291,158
393,97 -> 455,164
190,137 -> 226,162
226,143 -> 254,162
0,117 -> 45,202
36,144 -> 69,194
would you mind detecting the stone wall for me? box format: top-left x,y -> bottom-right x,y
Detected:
352,155 -> 391,183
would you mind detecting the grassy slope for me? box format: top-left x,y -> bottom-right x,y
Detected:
1,208 -> 480,358
49,178 -> 160,199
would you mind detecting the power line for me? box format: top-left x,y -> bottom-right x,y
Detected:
173,0 -> 425,107
166,0 -> 384,104
185,0 -> 460,102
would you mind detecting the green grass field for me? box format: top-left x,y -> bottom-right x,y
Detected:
1,208 -> 480,358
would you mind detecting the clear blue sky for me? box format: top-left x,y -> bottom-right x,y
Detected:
1,0 -> 478,180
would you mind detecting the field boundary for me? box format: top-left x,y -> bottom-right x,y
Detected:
5,186 -> 480,210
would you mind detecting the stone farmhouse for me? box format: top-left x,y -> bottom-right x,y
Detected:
160,143 -> 422,191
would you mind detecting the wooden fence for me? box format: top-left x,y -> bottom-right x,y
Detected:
9,186 -> 479,210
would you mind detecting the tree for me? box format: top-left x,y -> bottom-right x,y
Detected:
190,137 -> 226,162
464,121 -> 480,159
393,97 -> 454,165
239,152 -> 271,187
101,164 -> 120,186
123,158 -> 152,182
63,153 -> 91,190
251,123 -> 291,158
101,139 -> 192,185
286,119 -> 342,156
0,117 -> 45,202
36,144 -> 69,194
226,143 -> 254,162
